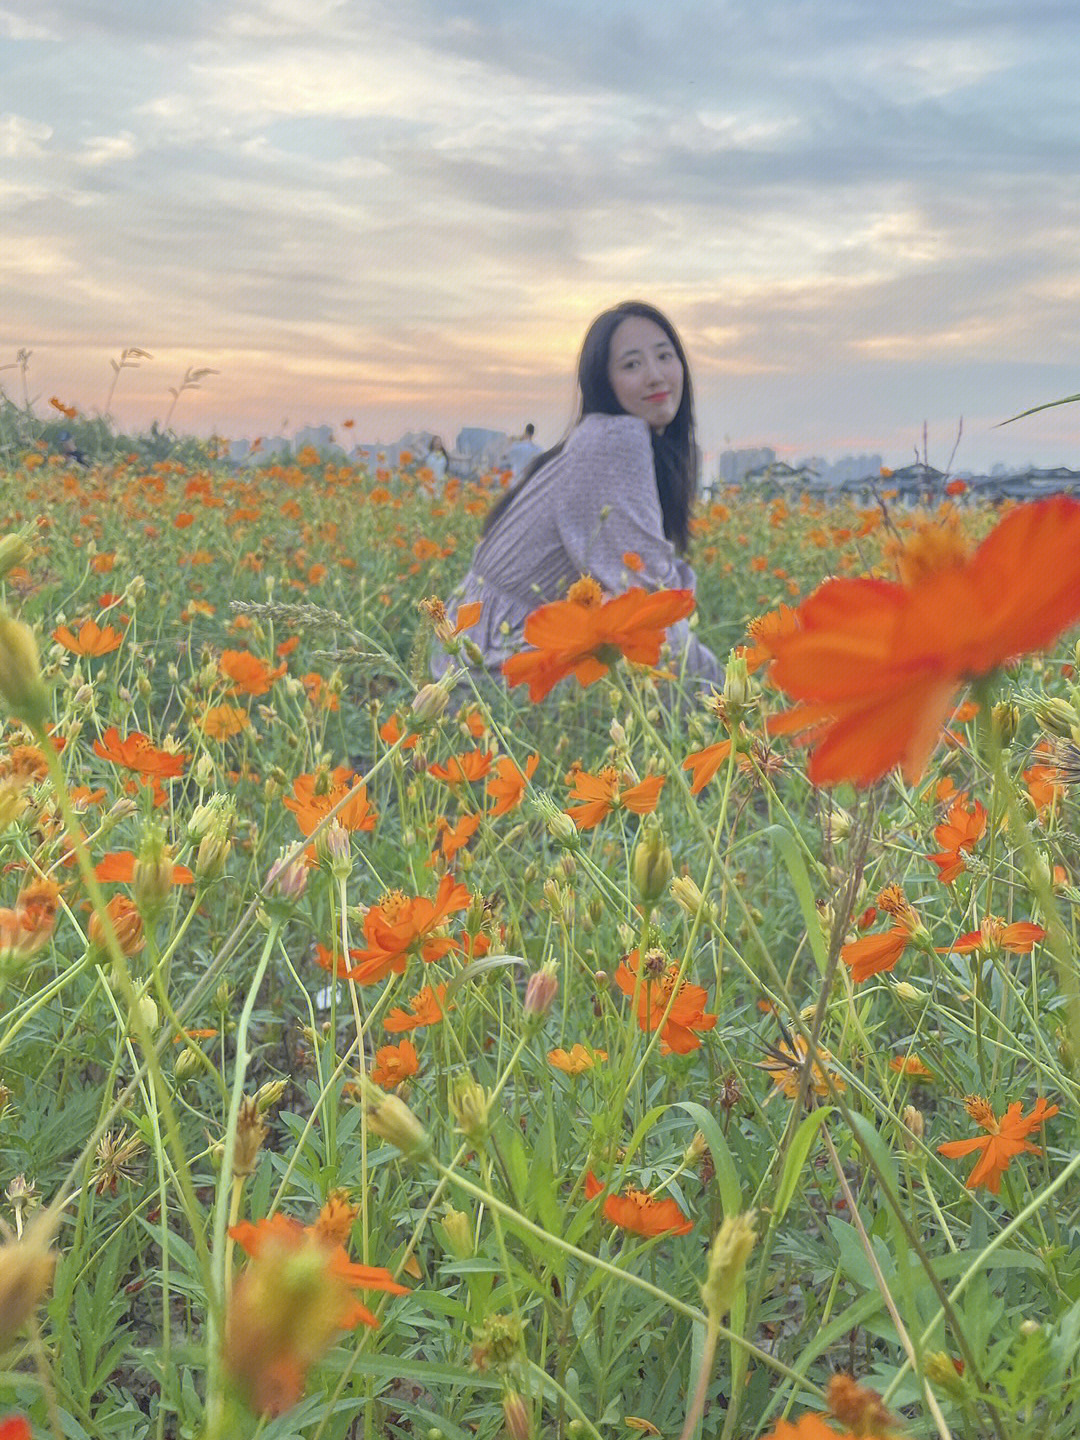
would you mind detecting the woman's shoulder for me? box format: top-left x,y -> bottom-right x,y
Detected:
564,413 -> 653,471
571,412 -> 652,447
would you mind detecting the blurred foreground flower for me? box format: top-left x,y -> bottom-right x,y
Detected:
767,497 -> 1080,786
0,1209 -> 57,1353
503,577 -> 695,702
226,1208 -> 408,1416
937,1094 -> 1058,1193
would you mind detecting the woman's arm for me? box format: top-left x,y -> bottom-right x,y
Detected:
554,416 -> 695,594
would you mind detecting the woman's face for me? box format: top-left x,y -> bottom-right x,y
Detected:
606,315 -> 684,432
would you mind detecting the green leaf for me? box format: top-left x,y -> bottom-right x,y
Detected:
762,824 -> 828,974
774,1107 -> 833,1222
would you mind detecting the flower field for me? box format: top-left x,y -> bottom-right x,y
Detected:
2,421 -> 1080,1440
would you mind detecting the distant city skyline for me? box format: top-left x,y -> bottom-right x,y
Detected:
2,0 -> 1079,472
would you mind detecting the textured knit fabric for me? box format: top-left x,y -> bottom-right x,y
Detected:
432,413 -> 722,688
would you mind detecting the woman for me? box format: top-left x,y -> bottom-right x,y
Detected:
433,301 -> 722,690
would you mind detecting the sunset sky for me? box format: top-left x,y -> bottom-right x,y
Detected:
2,0 -> 1079,472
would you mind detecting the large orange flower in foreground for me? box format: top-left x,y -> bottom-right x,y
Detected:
767,498 -> 1080,786
584,1170 -> 693,1236
938,1094 -> 1058,1193
226,1206 -> 407,1415
503,577 -> 695,701
613,949 -> 717,1054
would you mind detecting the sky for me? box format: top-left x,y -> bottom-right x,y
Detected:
2,0 -> 1079,473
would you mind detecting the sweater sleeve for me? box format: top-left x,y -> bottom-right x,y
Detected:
553,416 -> 696,595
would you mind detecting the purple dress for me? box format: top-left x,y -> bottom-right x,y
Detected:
433,413 -> 722,688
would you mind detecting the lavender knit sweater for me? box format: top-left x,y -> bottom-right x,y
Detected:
432,413 -> 722,688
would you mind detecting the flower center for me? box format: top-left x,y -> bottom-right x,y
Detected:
889,515 -> 972,586
379,890 -> 410,924
566,575 -> 603,607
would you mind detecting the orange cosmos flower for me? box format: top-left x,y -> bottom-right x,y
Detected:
767,497 -> 1080,786
825,1373 -> 898,1438
840,885 -> 928,983
226,1211 -> 408,1416
427,748 -> 492,785
52,619 -> 124,656
548,1043 -> 608,1075
937,1094 -> 1059,1193
503,577 -> 696,702
94,850 -> 194,885
736,603 -> 800,674
1024,761 -> 1064,813
682,739 -> 734,795
383,982 -> 452,1032
93,728 -> 186,781
926,791 -> 987,884
565,767 -> 665,830
301,672 -> 339,711
889,1054 -> 935,1078
378,712 -> 419,750
758,1031 -> 845,1101
201,704 -> 251,740
584,1170 -> 693,1236
0,876 -> 62,963
332,876 -> 471,985
432,812 -> 481,862
284,768 -> 377,837
613,949 -> 717,1055
219,649 -> 287,696
88,894 -> 145,956
485,753 -> 538,816
369,1038 -> 419,1087
936,915 -> 1046,956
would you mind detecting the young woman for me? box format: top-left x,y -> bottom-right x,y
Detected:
433,301 -> 722,689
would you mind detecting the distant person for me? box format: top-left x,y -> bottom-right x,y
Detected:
424,436 -> 449,482
432,300 -> 722,690
502,423 -> 542,479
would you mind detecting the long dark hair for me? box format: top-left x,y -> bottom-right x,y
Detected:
482,301 -> 698,553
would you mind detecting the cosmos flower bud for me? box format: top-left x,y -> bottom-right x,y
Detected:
192,752 -> 215,788
410,682 -> 450,728
900,1104 -> 925,1153
523,963 -> 558,1019
1031,694 -> 1080,740
924,1351 -> 966,1391
317,820 -> 352,880
0,531 -> 32,580
450,1075 -> 492,1144
361,1079 -> 431,1159
502,1390 -> 531,1440
265,850 -> 308,905
670,874 -> 717,926
701,1211 -> 757,1325
991,701 -> 1020,747
255,1079 -> 288,1114
0,612 -> 49,728
233,1095 -> 268,1176
196,829 -> 232,882
633,819 -> 672,906
893,980 -> 927,1003
134,825 -> 174,916
437,1208 -> 474,1260
684,1130 -> 708,1164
